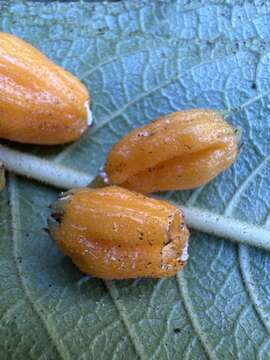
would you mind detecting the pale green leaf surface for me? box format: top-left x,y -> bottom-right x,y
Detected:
1,1 -> 270,359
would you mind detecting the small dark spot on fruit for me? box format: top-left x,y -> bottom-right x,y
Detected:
51,210 -> 64,224
173,328 -> 181,333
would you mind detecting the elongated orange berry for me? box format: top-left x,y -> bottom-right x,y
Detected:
104,110 -> 239,193
0,32 -> 91,145
49,186 -> 189,279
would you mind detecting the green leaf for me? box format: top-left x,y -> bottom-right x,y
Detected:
0,162 -> 4,191
1,1 -> 270,359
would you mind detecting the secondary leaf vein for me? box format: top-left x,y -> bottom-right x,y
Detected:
8,176 -> 67,360
103,280 -> 146,360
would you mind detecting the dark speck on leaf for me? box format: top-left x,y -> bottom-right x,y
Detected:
251,82 -> 257,90
173,328 -> 181,333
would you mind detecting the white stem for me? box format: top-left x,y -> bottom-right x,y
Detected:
180,205 -> 270,251
0,144 -> 93,189
1,143 -> 269,251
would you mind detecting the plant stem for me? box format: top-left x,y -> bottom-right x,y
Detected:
180,205 -> 270,251
1,143 -> 269,251
0,144 -> 93,189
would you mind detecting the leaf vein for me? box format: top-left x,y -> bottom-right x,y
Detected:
8,176 -> 67,360
226,153 -> 270,215
176,272 -> 214,360
103,280 -> 146,360
238,246 -> 270,334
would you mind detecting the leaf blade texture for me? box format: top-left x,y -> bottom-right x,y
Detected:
0,1 -> 270,359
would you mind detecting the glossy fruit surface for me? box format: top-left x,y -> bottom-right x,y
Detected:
49,186 -> 189,279
105,109 -> 239,193
0,32 -> 90,145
